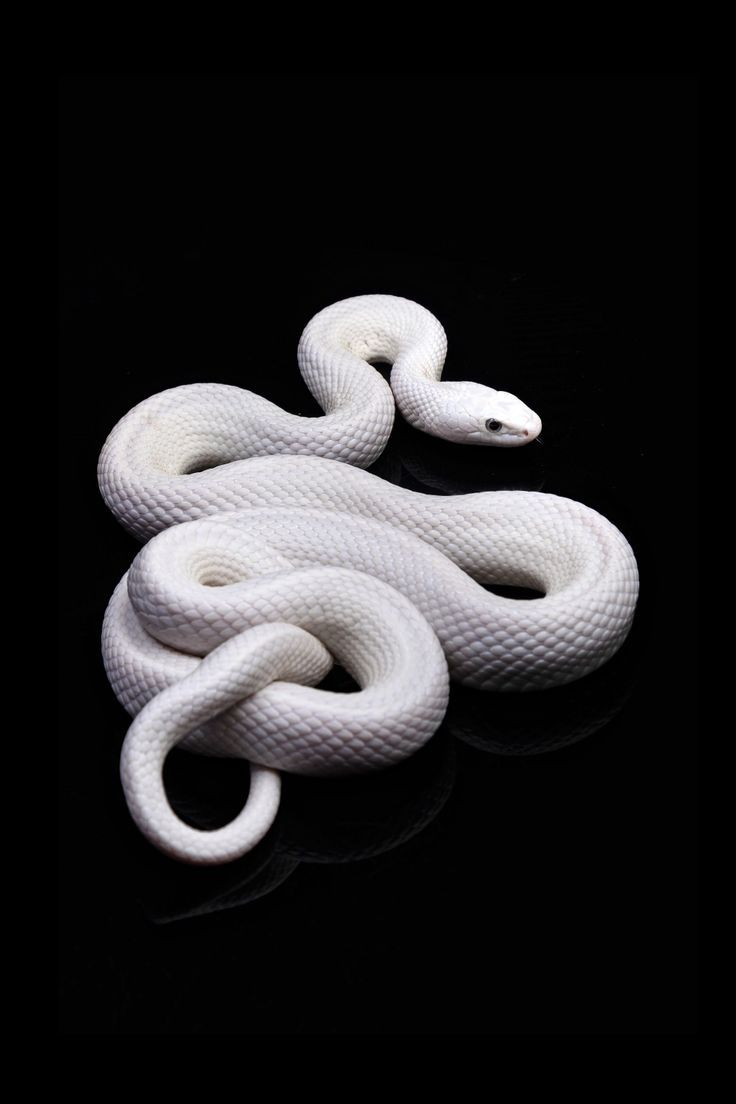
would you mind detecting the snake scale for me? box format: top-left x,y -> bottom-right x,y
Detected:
99,294 -> 639,864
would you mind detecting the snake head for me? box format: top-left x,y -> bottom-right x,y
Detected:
428,383 -> 542,447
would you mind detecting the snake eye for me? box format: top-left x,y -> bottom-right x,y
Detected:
486,418 -> 503,432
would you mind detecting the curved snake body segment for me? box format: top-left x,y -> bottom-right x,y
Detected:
98,296 -> 541,541
121,501 -> 637,692
111,585 -> 449,864
105,563 -> 450,772
99,294 -> 639,865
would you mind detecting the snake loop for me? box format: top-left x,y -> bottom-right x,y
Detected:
100,295 -> 638,864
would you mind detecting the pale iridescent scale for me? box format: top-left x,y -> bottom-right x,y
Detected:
99,294 -> 638,864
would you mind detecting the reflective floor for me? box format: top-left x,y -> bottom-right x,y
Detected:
58,75 -> 697,1035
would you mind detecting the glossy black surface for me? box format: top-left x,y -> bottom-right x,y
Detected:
58,74 -> 697,1034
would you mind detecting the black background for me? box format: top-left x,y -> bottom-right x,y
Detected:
58,73 -> 697,1034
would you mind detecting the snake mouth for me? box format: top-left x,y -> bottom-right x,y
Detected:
488,433 -> 538,448
464,427 -> 539,447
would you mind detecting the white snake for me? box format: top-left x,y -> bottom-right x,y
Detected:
99,294 -> 639,865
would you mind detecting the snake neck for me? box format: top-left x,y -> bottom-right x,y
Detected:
299,294 -> 449,439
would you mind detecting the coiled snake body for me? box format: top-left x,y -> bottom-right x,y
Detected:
99,295 -> 639,864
